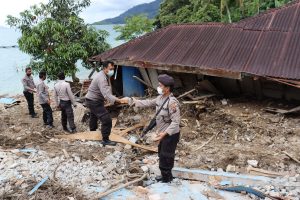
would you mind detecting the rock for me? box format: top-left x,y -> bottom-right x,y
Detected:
13,126 -> 22,132
226,165 -> 236,172
234,143 -> 241,148
135,186 -> 149,195
148,194 -> 161,200
73,156 -> 81,163
247,160 -> 258,167
269,191 -> 280,197
289,177 -> 297,182
265,185 -> 274,191
141,166 -> 149,172
217,168 -> 224,172
296,175 -> 300,182
221,99 -> 228,106
288,190 -> 299,197
132,115 -> 142,121
124,144 -> 132,149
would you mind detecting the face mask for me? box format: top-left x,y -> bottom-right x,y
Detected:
157,86 -> 163,95
107,70 -> 114,77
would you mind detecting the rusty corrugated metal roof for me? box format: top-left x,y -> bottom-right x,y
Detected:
90,0 -> 300,80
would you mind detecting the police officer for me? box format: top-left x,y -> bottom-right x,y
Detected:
54,72 -> 77,133
128,74 -> 180,183
22,67 -> 37,118
85,61 -> 127,146
36,71 -> 54,128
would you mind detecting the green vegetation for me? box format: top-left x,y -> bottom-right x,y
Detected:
155,0 -> 293,27
7,0 -> 110,81
114,14 -> 154,41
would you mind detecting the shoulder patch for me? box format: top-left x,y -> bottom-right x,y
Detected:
170,102 -> 177,113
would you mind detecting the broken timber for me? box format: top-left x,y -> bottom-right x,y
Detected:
56,132 -> 157,152
119,122 -> 145,136
172,167 -> 278,187
96,173 -> 147,199
264,105 -> 300,114
246,166 -> 284,178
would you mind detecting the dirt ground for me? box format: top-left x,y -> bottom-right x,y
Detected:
1,94 -> 300,199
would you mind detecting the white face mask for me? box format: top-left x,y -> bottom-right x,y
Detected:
107,69 -> 114,77
157,86 -> 163,95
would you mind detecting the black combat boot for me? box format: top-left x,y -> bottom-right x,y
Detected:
161,170 -> 173,183
155,175 -> 163,182
102,137 -> 116,146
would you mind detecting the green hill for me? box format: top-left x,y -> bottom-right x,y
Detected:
93,0 -> 162,25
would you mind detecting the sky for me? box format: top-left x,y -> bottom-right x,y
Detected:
0,0 -> 154,27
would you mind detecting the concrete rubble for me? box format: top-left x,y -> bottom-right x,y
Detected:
1,93 -> 300,199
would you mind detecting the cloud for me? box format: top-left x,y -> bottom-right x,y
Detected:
0,0 -> 155,26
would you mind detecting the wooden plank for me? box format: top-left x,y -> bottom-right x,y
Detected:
56,131 -> 157,152
264,106 -> 300,114
172,167 -> 276,187
177,89 -> 196,99
283,151 -> 300,164
147,68 -> 159,88
119,122 -> 145,136
112,118 -> 118,128
133,75 -> 155,90
263,107 -> 288,114
139,68 -> 152,86
246,166 -> 284,178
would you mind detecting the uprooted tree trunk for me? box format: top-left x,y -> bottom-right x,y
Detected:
72,72 -> 80,82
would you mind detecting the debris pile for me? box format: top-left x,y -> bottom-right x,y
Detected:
1,92 -> 300,199
0,149 -> 129,198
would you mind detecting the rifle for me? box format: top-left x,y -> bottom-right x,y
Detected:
140,97 -> 170,138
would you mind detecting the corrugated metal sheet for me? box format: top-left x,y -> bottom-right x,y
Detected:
90,0 -> 300,80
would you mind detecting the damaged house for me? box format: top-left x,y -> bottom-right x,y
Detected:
89,0 -> 300,101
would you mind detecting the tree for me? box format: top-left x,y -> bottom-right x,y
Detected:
7,0 -> 110,81
114,14 -> 155,41
155,0 -> 293,27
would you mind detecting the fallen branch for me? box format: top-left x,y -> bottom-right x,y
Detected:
194,131 -> 220,151
283,151 -> 300,164
246,166 -> 284,178
177,89 -> 196,99
96,173 -> 147,199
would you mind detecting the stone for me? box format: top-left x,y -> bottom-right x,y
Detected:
288,177 -> 297,182
247,160 -> 258,167
124,144 -> 132,149
221,99 -> 228,106
73,156 -> 80,163
141,166 -> 149,172
269,191 -> 280,197
135,186 -> 149,195
288,190 -> 298,197
296,175 -> 300,182
132,115 -> 142,121
226,165 -> 236,172
13,126 -> 22,132
217,168 -> 224,172
148,194 -> 161,200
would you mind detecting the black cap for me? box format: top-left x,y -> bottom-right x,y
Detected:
158,74 -> 174,86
